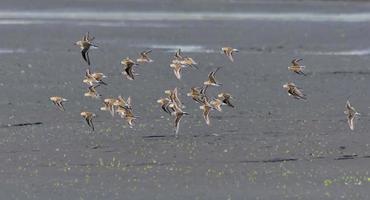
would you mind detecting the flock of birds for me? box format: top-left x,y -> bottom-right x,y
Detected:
49,32 -> 360,134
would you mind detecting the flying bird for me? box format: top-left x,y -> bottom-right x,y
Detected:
157,97 -> 174,115
80,111 -> 96,131
217,93 -> 235,108
50,96 -> 68,111
187,86 -> 208,104
344,100 -> 360,130
170,63 -> 184,80
283,82 -> 306,100
83,69 -> 107,86
222,47 -> 239,62
100,98 -> 117,116
121,57 -> 139,80
204,67 -> 222,87
75,32 -> 97,66
84,84 -> 101,99
288,58 -> 306,75
137,49 -> 153,63
200,97 -> 213,125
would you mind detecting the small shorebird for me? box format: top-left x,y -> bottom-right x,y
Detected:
210,98 -> 224,112
218,93 -> 234,108
180,57 -> 198,69
83,69 -> 107,86
204,67 -> 222,86
114,95 -> 132,110
123,109 -> 137,128
288,58 -> 306,75
174,48 -> 183,60
200,97 -> 213,125
172,104 -> 189,135
116,106 -> 137,128
84,85 -> 101,99
75,32 -> 97,66
187,86 -> 208,104
157,97 -> 174,115
50,96 -> 68,111
113,95 -> 132,109
137,49 -> 153,63
121,57 -> 138,80
170,63 -> 184,80
91,70 -> 107,85
172,49 -> 197,68
80,111 -> 96,131
100,98 -> 116,116
222,47 -> 239,62
344,100 -> 360,130
165,87 -> 183,109
283,82 -> 306,100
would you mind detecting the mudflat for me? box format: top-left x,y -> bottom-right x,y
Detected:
0,0 -> 370,199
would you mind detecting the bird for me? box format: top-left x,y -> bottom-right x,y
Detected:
165,87 -> 183,109
222,47 -> 239,62
210,98 -> 224,112
137,49 -> 153,63
113,95 -> 132,110
100,98 -> 116,116
180,57 -> 198,69
157,97 -> 174,115
187,86 -> 208,104
199,97 -> 213,125
121,57 -> 139,80
170,63 -> 184,80
283,82 -> 306,100
172,104 -> 189,135
174,48 -> 183,60
80,111 -> 96,131
172,49 -> 198,68
204,67 -> 222,87
344,100 -> 360,130
50,96 -> 68,111
288,58 -> 306,75
74,32 -> 97,66
90,70 -> 108,85
84,84 -> 101,99
116,106 -> 137,128
83,69 -> 107,86
218,93 -> 235,108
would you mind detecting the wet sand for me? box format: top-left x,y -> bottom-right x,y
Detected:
0,0 -> 370,199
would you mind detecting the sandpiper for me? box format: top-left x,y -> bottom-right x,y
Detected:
121,57 -> 138,80
117,106 -> 136,128
137,49 -> 153,63
204,67 -> 222,86
217,93 -> 234,108
165,87 -> 183,109
344,100 -> 360,130
80,111 -> 96,131
173,104 -> 189,135
50,96 -> 68,111
157,97 -> 174,115
84,84 -> 101,99
187,86 -> 208,104
200,97 -> 213,125
288,58 -> 306,75
170,63 -> 184,80
100,98 -> 116,116
74,32 -> 97,66
222,47 -> 239,62
210,98 -> 224,112
83,69 -> 107,86
283,82 -> 306,100
114,95 -> 132,110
